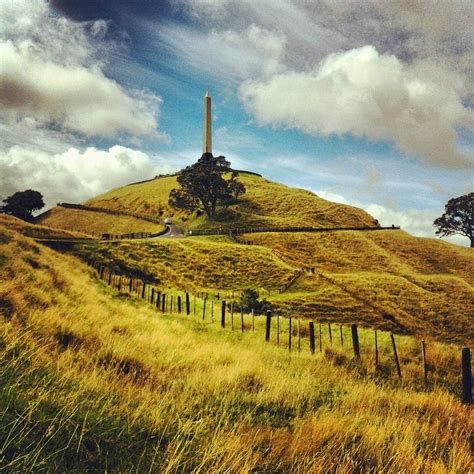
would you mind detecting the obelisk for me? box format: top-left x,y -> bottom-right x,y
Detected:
203,91 -> 212,155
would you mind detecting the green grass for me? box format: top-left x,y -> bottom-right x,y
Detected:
84,172 -> 377,231
0,214 -> 91,240
74,237 -> 296,292
36,206 -> 165,236
0,221 -> 472,471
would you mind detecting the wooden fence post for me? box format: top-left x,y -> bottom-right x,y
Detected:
288,317 -> 292,352
339,325 -> 344,348
241,308 -> 244,333
297,320 -> 301,352
193,294 -> 196,317
277,314 -> 280,346
141,281 -> 146,299
265,310 -> 272,342
170,295 -> 174,313
374,330 -> 379,368
309,322 -> 315,354
211,300 -> 214,322
390,334 -> 402,378
156,291 -> 161,309
108,268 -> 113,286
129,277 -> 133,293
185,293 -> 190,315
221,300 -> 226,328
462,347 -> 472,404
202,297 -> 207,320
351,324 -> 360,359
318,323 -> 322,352
161,294 -> 166,313
328,323 -> 332,346
178,295 -> 182,313
421,340 -> 428,386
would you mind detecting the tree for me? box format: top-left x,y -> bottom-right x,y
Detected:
1,190 -> 45,222
232,288 -> 272,315
169,153 -> 245,218
433,192 -> 473,247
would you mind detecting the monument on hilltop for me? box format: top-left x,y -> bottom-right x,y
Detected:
203,91 -> 212,157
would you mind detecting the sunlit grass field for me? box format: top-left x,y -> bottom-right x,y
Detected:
0,214 -> 91,240
36,206 -> 165,236
70,228 -> 473,346
75,236 -> 295,292
0,221 -> 472,472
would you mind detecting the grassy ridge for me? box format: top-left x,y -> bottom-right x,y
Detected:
0,214 -> 90,240
0,220 -> 472,471
244,230 -> 472,283
36,206 -> 165,236
85,173 -> 378,231
75,237 -> 295,292
243,231 -> 473,345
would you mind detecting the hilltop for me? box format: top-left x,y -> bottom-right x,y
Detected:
37,172 -> 377,233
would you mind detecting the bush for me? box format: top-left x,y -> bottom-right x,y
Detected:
230,288 -> 272,315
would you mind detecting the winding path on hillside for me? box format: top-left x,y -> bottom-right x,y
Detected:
155,225 -> 184,238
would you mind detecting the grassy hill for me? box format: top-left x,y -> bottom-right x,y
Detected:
36,206 -> 165,236
11,163 -> 472,346
76,236 -> 295,292
243,231 -> 473,345
84,172 -> 378,231
67,226 -> 473,345
0,217 -> 471,471
0,214 -> 91,240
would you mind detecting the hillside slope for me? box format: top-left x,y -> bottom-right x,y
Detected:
243,230 -> 474,344
84,172 -> 378,231
36,206 -> 164,236
0,218 -> 471,471
75,236 -> 295,292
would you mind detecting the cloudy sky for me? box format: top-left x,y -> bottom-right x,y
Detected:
1,0 -> 473,245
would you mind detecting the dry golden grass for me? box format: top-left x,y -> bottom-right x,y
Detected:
85,172 -> 377,230
36,206 -> 164,236
244,230 -> 472,284
0,214 -> 90,239
240,230 -> 473,345
0,221 -> 472,472
75,237 -> 295,292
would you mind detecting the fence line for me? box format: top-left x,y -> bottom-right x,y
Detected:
91,261 -> 472,405
191,224 -> 400,237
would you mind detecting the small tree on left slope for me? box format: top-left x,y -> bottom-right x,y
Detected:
1,190 -> 45,222
169,153 -> 245,218
433,192 -> 473,247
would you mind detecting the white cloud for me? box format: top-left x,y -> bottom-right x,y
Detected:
311,186 -> 470,247
178,0 -> 474,92
149,23 -> 287,84
313,190 -> 349,205
240,46 -> 473,168
0,145 -> 159,209
364,203 -> 469,247
0,0 -> 161,137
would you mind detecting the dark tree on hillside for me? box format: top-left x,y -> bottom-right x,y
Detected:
232,288 -> 272,315
433,192 -> 473,247
169,153 -> 245,218
1,190 -> 45,222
